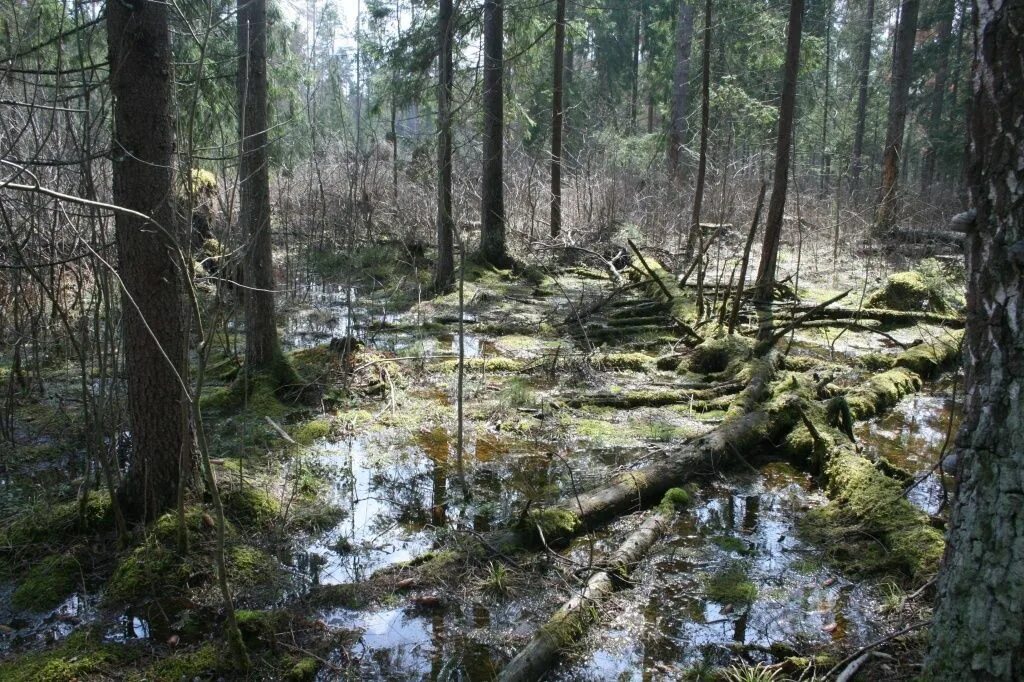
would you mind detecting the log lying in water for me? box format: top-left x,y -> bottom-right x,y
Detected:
497,509 -> 672,682
782,304 -> 964,328
561,381 -> 743,409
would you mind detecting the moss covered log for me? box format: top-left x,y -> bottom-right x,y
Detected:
498,500 -> 678,682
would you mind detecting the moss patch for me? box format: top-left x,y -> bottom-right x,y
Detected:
222,486 -> 282,527
658,487 -> 692,514
527,507 -> 581,539
843,368 -> 921,421
704,561 -> 757,605
0,630 -> 129,682
145,642 -> 222,681
866,271 -> 944,312
11,553 -> 81,611
687,336 -> 753,375
803,446 -> 945,584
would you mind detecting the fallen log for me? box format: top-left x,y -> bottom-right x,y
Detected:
498,504 -> 675,682
784,304 -> 964,328
562,381 -> 743,409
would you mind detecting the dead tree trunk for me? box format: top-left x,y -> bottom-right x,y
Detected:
550,0 -> 566,238
873,0 -> 921,235
752,0 -> 804,308
107,0 -> 192,521
925,2 -> 1024,676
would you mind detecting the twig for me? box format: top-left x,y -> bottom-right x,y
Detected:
824,620 -> 931,679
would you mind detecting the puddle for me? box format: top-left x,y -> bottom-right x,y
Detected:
557,462 -> 885,678
292,437 -> 439,586
857,380 -> 960,515
0,591 -> 100,654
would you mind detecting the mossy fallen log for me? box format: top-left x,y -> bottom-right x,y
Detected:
498,498 -> 680,682
786,304 -> 964,328
562,381 -> 743,409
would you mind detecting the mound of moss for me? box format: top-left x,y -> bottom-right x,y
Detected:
687,336 -> 753,375
866,260 -> 963,314
222,486 -> 282,527
11,554 -> 81,611
0,630 -> 130,682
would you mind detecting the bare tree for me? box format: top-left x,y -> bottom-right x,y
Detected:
550,0 -> 566,239
753,0 -> 804,307
873,0 -> 921,234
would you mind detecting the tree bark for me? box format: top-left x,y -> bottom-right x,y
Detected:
683,0 -> 712,262
925,2 -> 1024,677
238,0 -> 284,375
667,0 -> 694,174
550,0 -> 566,238
848,0 -> 874,192
919,0 -> 954,189
434,0 -> 456,289
107,0 -> 192,522
753,0 -> 804,306
479,0 -> 508,267
873,0 -> 921,235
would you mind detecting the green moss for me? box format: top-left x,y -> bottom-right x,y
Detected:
687,336 -> 753,375
704,561 -> 757,605
229,545 -> 279,588
802,446 -> 945,583
199,374 -> 288,417
866,271 -> 943,312
11,554 -> 80,611
894,332 -> 963,379
146,642 -> 222,681
593,352 -> 655,372
436,357 -> 524,372
0,630 -> 127,682
222,486 -> 282,527
527,507 -> 581,538
305,582 -> 370,609
658,487 -> 692,514
286,657 -> 321,682
288,417 -> 331,444
843,368 -> 921,420
710,536 -> 749,555
106,542 -> 192,604
0,491 -> 113,554
859,352 -> 896,372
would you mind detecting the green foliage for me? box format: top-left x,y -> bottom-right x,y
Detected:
721,662 -> 782,682
222,486 -> 282,527
527,507 -> 581,538
658,487 -> 692,514
499,379 -> 537,408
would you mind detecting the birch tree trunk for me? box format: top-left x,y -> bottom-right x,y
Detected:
925,2 -> 1024,678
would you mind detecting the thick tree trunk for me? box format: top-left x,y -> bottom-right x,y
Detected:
667,0 -> 694,174
753,0 -> 804,306
925,2 -> 1024,677
550,0 -> 566,238
434,0 -> 455,290
107,0 -> 192,522
238,0 -> 283,375
919,0 -> 954,190
873,0 -> 920,235
848,0 -> 874,191
479,0 -> 508,267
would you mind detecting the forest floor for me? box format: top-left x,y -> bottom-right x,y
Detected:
0,239 -> 966,681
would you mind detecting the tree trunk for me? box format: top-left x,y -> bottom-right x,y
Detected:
925,2 -> 1024,677
873,0 -> 920,235
630,5 -> 641,132
667,0 -> 694,174
919,0 -> 954,190
479,0 -> 508,267
848,0 -> 875,191
434,0 -> 455,290
753,0 -> 804,306
107,0 -> 192,521
683,0 -> 712,263
238,0 -> 284,375
550,0 -> 566,238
